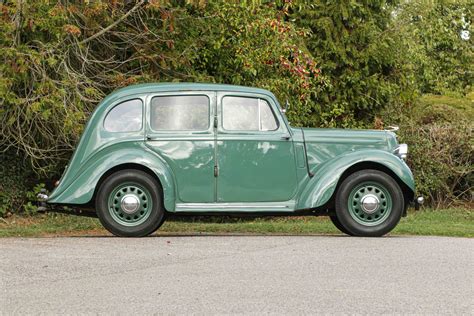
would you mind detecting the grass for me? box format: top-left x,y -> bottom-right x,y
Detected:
0,207 -> 472,238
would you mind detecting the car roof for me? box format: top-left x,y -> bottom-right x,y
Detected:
106,83 -> 275,101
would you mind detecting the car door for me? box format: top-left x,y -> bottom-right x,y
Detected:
216,92 -> 298,202
145,92 -> 216,203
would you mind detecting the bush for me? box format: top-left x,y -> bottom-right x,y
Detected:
0,152 -> 31,216
382,94 -> 473,205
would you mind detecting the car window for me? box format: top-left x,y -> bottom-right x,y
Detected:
259,99 -> 278,131
104,99 -> 143,132
151,95 -> 209,131
222,96 -> 278,131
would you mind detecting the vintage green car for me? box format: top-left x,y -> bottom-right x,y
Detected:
40,83 -> 423,237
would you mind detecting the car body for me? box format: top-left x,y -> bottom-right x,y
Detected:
43,83 -> 420,237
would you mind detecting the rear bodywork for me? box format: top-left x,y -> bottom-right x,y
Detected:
46,83 -> 415,214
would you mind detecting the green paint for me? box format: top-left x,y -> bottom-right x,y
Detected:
347,181 -> 392,226
108,182 -> 152,226
47,83 -> 416,213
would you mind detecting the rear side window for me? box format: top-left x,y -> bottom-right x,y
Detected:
104,99 -> 143,132
150,95 -> 209,131
222,96 -> 278,131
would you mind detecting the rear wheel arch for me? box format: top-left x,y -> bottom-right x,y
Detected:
93,163 -> 167,211
95,168 -> 166,237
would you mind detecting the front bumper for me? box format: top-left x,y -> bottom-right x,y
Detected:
414,196 -> 424,210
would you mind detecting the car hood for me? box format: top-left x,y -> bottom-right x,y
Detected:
298,127 -> 397,159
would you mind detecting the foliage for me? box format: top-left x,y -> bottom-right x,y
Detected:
393,0 -> 473,95
189,2 -> 326,127
24,183 -> 45,215
381,94 -> 473,205
0,151 -> 36,217
291,0 -> 408,127
0,0 -> 199,176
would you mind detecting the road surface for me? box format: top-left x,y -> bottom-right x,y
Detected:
1,236 -> 473,315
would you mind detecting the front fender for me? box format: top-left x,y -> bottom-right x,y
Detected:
48,142 -> 176,211
297,150 -> 415,209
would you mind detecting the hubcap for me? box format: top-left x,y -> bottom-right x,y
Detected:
121,194 -> 140,214
347,181 -> 392,226
360,194 -> 379,214
107,183 -> 152,227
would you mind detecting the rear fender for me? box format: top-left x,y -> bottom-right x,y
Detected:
48,142 -> 176,211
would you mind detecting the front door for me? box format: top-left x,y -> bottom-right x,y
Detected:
216,93 -> 298,202
145,92 -> 216,203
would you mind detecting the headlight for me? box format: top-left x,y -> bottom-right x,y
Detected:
393,143 -> 408,160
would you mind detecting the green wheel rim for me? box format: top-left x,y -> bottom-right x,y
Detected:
107,182 -> 153,227
347,181 -> 392,226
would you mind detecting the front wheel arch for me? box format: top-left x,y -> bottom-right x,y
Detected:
327,162 -> 414,214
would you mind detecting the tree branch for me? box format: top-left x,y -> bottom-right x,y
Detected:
78,0 -> 146,46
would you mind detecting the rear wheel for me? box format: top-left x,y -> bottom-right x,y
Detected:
96,169 -> 165,237
335,169 -> 404,237
329,215 -> 353,236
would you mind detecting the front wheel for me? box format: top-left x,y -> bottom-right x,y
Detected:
96,169 -> 165,237
335,169 -> 404,237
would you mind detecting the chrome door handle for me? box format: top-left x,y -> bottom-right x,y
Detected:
281,134 -> 291,140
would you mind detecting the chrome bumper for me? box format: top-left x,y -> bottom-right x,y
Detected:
37,192 -> 49,202
37,190 -> 49,212
414,196 -> 424,210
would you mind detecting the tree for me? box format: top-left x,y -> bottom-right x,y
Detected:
292,0 -> 406,127
393,0 -> 473,95
188,2 -> 325,127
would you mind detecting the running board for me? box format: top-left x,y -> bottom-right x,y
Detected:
175,201 -> 296,213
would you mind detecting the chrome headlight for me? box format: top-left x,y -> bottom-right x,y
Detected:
393,143 -> 408,160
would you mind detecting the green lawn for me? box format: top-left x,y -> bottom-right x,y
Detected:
1,207 -> 472,237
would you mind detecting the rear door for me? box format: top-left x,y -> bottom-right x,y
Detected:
145,92 -> 216,203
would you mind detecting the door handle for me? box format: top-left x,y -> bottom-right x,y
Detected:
281,134 -> 291,141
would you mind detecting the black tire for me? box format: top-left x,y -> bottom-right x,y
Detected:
96,169 -> 165,237
335,169 -> 404,237
329,215 -> 354,236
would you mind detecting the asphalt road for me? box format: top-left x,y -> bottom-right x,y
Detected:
1,236 -> 473,315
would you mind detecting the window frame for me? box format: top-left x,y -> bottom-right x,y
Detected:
148,94 -> 211,133
103,98 -> 144,133
221,95 -> 280,133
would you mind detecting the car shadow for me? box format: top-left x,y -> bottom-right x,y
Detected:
61,233 -> 406,238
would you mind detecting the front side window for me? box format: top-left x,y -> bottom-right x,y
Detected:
104,99 -> 143,132
150,95 -> 209,131
222,96 -> 278,131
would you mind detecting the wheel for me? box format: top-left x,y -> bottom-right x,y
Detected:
335,169 -> 404,237
329,215 -> 354,236
96,169 -> 165,237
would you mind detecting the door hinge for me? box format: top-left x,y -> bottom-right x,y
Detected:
214,165 -> 219,177
214,116 -> 218,128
